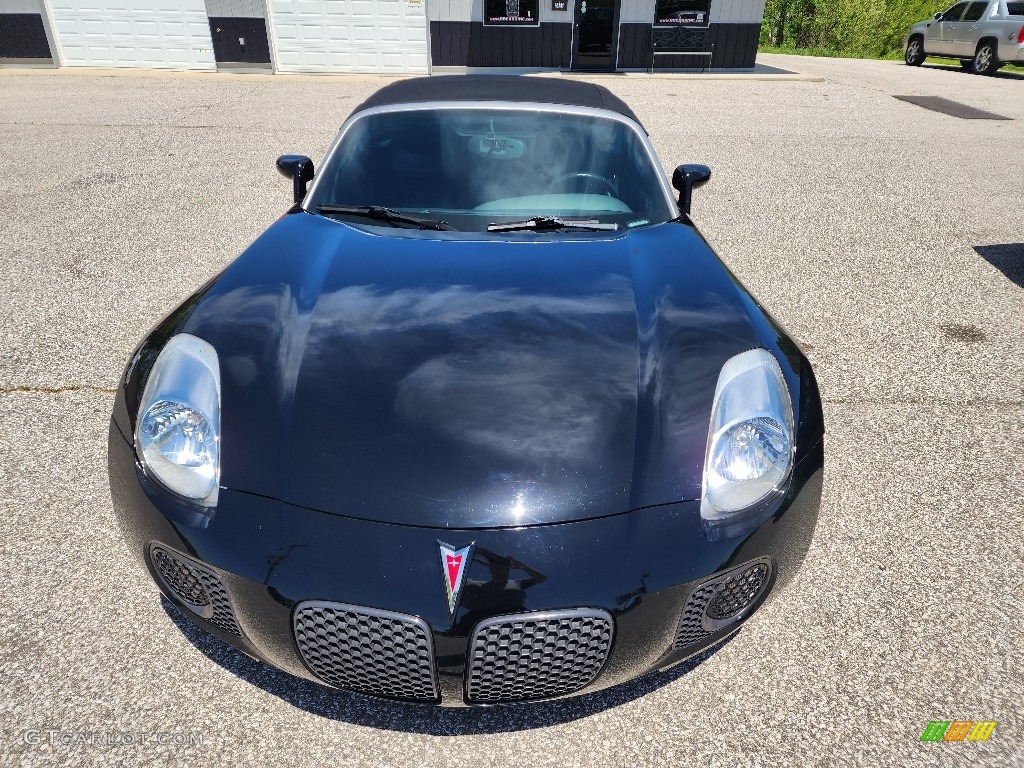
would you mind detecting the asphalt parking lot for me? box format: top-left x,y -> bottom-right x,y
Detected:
1,53 -> 1022,767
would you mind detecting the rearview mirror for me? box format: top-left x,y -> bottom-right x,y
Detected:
671,164 -> 712,216
276,154 -> 315,203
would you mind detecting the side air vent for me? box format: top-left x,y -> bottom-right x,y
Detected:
150,544 -> 241,636
673,559 -> 773,650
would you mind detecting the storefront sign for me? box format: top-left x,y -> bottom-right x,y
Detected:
653,0 -> 711,26
484,0 -> 541,25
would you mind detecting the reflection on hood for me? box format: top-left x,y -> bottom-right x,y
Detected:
307,279 -> 634,336
395,337 -> 636,465
306,279 -> 638,467
178,214 -> 764,525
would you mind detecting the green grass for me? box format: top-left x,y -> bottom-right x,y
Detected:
757,44 -> 971,65
757,43 -> 905,60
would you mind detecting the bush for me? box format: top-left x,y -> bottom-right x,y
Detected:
760,0 -> 947,59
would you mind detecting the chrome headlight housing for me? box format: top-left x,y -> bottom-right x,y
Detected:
701,348 -> 794,525
134,334 -> 221,507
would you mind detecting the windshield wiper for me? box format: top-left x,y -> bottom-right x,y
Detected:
317,204 -> 453,231
487,217 -> 619,233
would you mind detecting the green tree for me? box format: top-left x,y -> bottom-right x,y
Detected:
760,0 -> 952,58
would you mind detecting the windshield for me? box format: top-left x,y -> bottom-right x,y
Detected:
307,107 -> 675,232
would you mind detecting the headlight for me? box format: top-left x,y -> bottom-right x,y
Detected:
701,348 -> 794,524
134,334 -> 221,506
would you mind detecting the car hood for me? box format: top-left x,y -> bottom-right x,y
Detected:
176,212 -> 772,527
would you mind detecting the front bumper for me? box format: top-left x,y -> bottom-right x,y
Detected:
109,420 -> 823,707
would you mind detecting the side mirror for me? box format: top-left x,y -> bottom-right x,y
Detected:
933,11 -> 942,19
276,154 -> 315,203
671,164 -> 711,216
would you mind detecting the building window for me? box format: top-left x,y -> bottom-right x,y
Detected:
654,0 -> 711,27
484,0 -> 541,25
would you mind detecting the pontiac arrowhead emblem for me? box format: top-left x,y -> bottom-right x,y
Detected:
438,541 -> 474,617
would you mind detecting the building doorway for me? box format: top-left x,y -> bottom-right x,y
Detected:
572,0 -> 619,70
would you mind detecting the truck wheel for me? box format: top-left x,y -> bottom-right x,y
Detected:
905,36 -> 925,66
972,41 -> 999,75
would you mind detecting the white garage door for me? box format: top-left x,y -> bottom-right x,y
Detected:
50,0 -> 216,69
270,0 -> 427,73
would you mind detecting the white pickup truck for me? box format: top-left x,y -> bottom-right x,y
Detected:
905,0 -> 1024,74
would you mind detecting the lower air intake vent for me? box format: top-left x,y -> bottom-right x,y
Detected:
150,544 -> 241,636
466,609 -> 614,704
706,563 -> 770,620
673,559 -> 773,650
293,601 -> 439,702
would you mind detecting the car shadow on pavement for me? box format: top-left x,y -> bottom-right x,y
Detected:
922,63 -> 1024,80
161,597 -> 732,733
975,243 -> 1024,288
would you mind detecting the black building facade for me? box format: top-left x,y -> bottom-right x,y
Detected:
0,0 -> 763,73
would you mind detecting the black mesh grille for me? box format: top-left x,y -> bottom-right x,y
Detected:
673,559 -> 772,650
466,609 -> 614,703
152,548 -> 209,608
150,545 -> 241,636
674,581 -> 721,648
706,563 -> 770,620
293,602 -> 438,702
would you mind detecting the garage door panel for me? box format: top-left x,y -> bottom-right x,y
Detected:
272,0 -> 427,72
165,46 -> 192,61
51,0 -> 216,67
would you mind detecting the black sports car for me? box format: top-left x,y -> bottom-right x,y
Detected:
108,76 -> 824,707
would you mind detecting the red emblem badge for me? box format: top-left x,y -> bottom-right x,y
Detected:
438,542 -> 474,616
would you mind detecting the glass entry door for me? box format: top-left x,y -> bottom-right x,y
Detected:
573,0 -> 618,70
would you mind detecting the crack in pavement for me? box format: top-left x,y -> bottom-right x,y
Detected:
0,122 -> 225,128
823,397 -> 1024,407
0,385 -> 116,395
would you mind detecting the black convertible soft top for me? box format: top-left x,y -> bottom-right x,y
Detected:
350,75 -> 644,129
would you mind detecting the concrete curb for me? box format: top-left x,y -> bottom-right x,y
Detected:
0,65 -> 825,83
